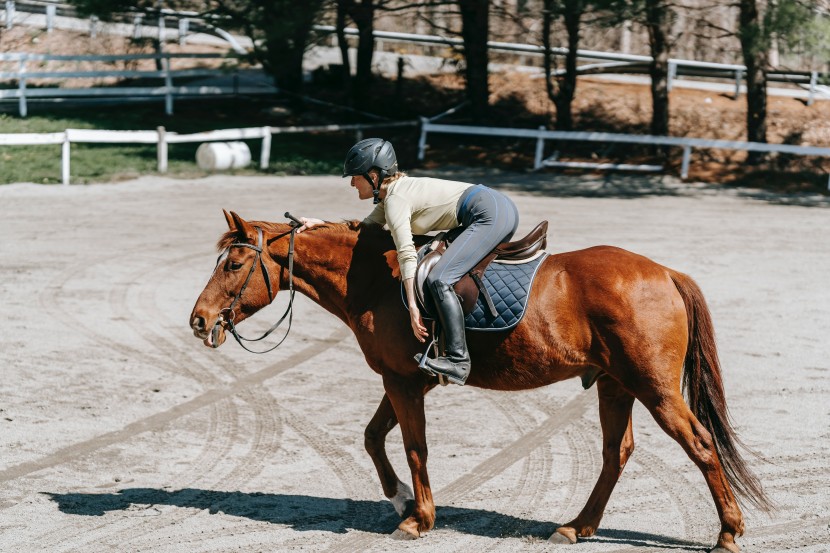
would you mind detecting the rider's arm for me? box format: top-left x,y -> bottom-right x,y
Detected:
362,202 -> 386,227
404,277 -> 428,342
384,197 -> 418,281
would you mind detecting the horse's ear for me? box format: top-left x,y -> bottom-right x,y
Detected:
223,209 -> 235,230
229,211 -> 256,241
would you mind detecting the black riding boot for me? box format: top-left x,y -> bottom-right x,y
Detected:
416,280 -> 471,385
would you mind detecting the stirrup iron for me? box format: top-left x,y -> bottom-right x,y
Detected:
415,325 -> 449,386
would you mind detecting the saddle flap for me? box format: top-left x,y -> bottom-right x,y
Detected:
414,249 -> 442,314
415,247 -> 479,317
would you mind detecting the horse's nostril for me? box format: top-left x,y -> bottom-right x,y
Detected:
191,316 -> 206,331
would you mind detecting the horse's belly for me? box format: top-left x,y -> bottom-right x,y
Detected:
466,348 -> 593,391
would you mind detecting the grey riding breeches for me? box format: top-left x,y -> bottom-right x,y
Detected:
425,184 -> 519,288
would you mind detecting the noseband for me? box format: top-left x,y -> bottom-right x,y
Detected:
211,219 -> 297,354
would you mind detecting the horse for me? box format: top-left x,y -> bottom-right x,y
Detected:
189,210 -> 771,552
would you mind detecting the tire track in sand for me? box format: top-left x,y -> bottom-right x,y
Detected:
475,392 -> 563,550
13,231 -> 348,551
37,249 -> 218,386
0,327 -> 351,485
132,403 -> 387,552
324,390 -> 596,552
33,398 -> 241,552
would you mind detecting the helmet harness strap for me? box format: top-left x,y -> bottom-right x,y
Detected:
364,172 -> 381,204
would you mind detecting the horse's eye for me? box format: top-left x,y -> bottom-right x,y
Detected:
229,261 -> 243,271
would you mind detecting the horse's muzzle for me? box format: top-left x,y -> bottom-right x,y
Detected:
190,315 -> 208,339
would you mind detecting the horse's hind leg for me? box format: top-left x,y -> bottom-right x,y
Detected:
641,391 -> 744,552
551,375 -> 635,544
364,393 -> 413,518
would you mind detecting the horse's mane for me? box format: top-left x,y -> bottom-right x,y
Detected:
216,219 -> 399,252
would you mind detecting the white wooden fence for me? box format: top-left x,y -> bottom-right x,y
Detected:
0,121 -> 417,185
417,119 -> 830,190
0,52 -> 275,117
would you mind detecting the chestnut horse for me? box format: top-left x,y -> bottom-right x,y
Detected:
190,211 -> 770,552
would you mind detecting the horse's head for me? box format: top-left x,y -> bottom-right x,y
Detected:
190,210 -> 284,349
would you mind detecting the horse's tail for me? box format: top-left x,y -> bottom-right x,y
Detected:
670,271 -> 773,512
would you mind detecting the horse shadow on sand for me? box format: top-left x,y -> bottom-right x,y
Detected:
45,488 -> 708,550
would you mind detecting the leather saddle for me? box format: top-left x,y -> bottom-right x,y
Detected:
415,220 -> 549,318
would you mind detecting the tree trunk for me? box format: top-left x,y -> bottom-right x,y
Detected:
542,1 -> 582,131
739,0 -> 768,163
644,0 -> 670,137
257,6 -> 319,95
336,0 -> 352,94
554,5 -> 581,130
542,4 -> 555,108
349,0 -> 375,109
458,0 -> 490,122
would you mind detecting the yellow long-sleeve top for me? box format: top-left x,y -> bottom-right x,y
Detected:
362,176 -> 473,281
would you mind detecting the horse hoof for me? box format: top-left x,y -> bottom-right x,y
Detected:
391,528 -> 419,541
549,529 -> 577,544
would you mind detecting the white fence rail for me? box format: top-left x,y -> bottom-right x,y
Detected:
6,1 -> 249,52
3,116 -> 827,188
0,120 -> 418,185
418,120 -> 830,189
0,52 -> 274,117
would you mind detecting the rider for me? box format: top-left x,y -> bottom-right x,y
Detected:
297,138 -> 518,385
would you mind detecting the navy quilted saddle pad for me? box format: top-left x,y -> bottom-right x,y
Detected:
402,253 -> 548,332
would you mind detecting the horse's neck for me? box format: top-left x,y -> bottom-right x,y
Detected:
273,226 -> 392,323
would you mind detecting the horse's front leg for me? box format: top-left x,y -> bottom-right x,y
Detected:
364,393 -> 414,518
383,373 -> 435,539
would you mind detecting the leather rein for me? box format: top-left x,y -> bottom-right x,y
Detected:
210,214 -> 299,354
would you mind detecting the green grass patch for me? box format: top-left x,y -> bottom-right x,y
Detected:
0,100 -> 344,184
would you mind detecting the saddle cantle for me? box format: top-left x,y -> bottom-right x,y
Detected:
414,221 -> 549,319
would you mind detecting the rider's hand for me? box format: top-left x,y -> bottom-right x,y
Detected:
409,305 -> 429,343
297,217 -> 325,234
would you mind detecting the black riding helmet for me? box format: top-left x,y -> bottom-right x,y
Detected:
342,138 -> 398,204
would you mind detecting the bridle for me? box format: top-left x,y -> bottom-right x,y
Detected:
210,213 -> 300,354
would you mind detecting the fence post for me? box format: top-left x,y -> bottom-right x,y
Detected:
681,145 -> 692,179
158,15 -> 165,44
18,58 -> 27,118
355,128 -> 363,142
417,117 -> 429,161
667,61 -> 676,92
534,126 -> 545,170
89,15 -> 98,38
5,1 -> 14,29
46,4 -> 55,32
162,57 -> 173,115
61,132 -> 70,186
178,18 -> 189,45
157,126 -> 168,173
260,126 -> 271,170
734,69 -> 743,99
808,71 -> 817,107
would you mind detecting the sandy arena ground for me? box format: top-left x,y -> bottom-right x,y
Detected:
0,171 -> 828,552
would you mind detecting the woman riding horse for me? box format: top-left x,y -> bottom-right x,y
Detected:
298,138 -> 519,386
